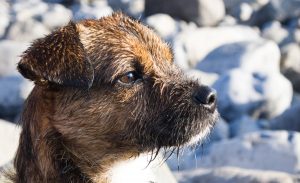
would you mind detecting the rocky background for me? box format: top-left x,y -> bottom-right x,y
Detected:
0,0 -> 300,182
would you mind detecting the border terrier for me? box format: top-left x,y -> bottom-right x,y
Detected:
1,12 -> 218,183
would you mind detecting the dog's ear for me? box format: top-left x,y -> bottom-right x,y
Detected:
17,22 -> 94,89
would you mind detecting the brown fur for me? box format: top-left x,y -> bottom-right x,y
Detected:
1,12 -> 218,183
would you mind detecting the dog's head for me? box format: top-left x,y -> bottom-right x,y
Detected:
18,13 -> 218,156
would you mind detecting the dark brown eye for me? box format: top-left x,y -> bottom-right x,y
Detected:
118,71 -> 140,85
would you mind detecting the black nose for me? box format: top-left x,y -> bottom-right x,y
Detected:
192,86 -> 217,110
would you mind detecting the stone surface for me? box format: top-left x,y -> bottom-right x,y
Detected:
0,119 -> 21,166
40,3 -> 72,29
71,3 -> 113,21
6,19 -> 50,42
145,0 -> 225,26
209,118 -> 229,142
270,103 -> 300,132
230,116 -> 262,137
174,26 -> 260,67
213,69 -> 292,121
197,130 -> 300,174
0,0 -> 10,38
108,0 -> 145,18
145,14 -> 178,41
196,40 -> 281,75
12,1 -> 48,22
0,40 -> 29,77
281,43 -> 300,92
0,76 -> 34,120
185,69 -> 219,86
175,166 -> 296,183
261,21 -> 289,45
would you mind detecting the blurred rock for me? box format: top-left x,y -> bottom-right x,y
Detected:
231,3 -> 253,22
185,69 -> 219,86
0,40 -> 28,77
281,43 -> 300,92
174,26 -> 260,67
0,0 -> 10,38
219,15 -> 237,26
12,1 -> 48,22
0,76 -> 34,120
209,118 -> 229,142
40,3 -> 72,29
196,40 -> 280,75
261,21 -> 290,45
176,166 -> 296,183
108,0 -> 144,18
145,14 -> 178,41
6,19 -> 50,42
230,116 -> 262,137
71,3 -> 113,21
250,0 -> 300,26
144,0 -> 225,26
270,104 -> 300,132
0,119 -> 21,166
197,130 -> 300,174
213,69 -> 292,121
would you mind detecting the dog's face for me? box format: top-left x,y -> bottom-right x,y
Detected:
18,13 -> 218,157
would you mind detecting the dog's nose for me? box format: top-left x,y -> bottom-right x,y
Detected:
192,85 -> 217,110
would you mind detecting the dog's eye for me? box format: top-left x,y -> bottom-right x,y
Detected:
118,71 -> 140,85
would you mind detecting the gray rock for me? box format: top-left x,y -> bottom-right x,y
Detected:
261,21 -> 290,45
196,40 -> 281,75
281,43 -> 300,92
0,40 -> 28,77
6,19 -> 50,42
185,69 -> 219,86
230,116 -> 262,137
250,0 -> 300,26
175,166 -> 296,183
231,3 -> 254,22
270,103 -> 300,131
174,26 -> 260,67
0,0 -> 10,38
41,3 -> 72,29
197,130 -> 300,174
144,0 -> 225,27
209,118 -> 229,142
0,119 -> 21,166
219,15 -> 237,26
213,69 -> 292,121
71,3 -> 113,21
145,14 -> 179,41
12,1 -> 48,22
108,0 -> 144,18
0,76 -> 34,120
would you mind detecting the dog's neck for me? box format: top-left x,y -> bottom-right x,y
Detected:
13,87 -> 118,183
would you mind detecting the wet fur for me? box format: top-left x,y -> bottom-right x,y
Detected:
1,13 -> 218,183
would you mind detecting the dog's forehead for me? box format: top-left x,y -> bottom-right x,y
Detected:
77,13 -> 173,75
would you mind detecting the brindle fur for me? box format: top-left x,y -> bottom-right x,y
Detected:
0,12 -> 218,183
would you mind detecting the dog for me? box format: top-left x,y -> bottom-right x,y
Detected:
1,12 -> 218,183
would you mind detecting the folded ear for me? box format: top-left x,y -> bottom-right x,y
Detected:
17,22 -> 94,89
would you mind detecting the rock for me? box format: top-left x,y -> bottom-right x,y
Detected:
213,69 -> 292,121
196,40 -> 280,75
280,43 -> 300,92
174,26 -> 260,67
145,14 -> 179,41
185,69 -> 219,86
108,0 -> 144,18
71,3 -> 113,21
0,76 -> 34,120
219,15 -> 237,26
197,130 -> 300,174
144,0 -> 225,27
0,0 -> 10,38
0,119 -> 21,166
250,0 -> 300,26
261,21 -> 289,45
40,3 -> 72,29
6,19 -> 50,42
209,118 -> 229,142
231,3 -> 254,22
0,40 -> 28,77
230,116 -> 262,137
12,1 -> 48,22
175,166 -> 296,183
270,104 -> 300,132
